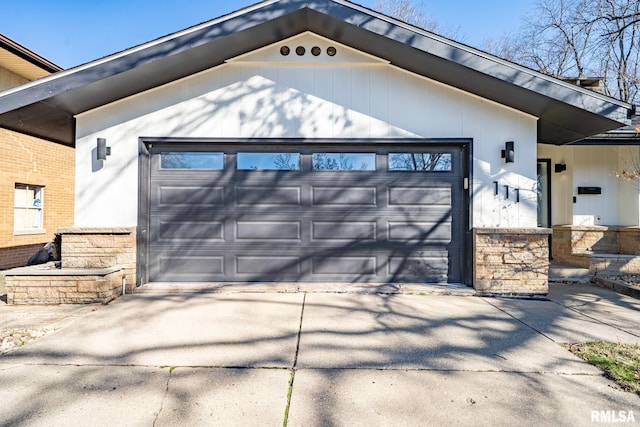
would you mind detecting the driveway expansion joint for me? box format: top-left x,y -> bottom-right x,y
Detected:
153,367 -> 173,427
550,299 -> 640,338
481,297 -> 558,344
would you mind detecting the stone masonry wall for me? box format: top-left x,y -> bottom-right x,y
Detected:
551,226 -> 590,268
5,267 -> 122,304
552,225 -> 640,264
589,255 -> 640,276
474,228 -> 551,295
618,228 -> 640,255
60,227 -> 136,292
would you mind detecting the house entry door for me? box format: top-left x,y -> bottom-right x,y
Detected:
537,159 -> 551,228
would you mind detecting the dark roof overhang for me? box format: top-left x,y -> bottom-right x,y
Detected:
570,112 -> 640,145
0,0 -> 633,146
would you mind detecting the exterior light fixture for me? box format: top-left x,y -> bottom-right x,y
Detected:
501,141 -> 514,163
97,138 -> 111,161
555,163 -> 567,173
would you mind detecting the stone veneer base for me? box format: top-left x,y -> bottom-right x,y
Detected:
3,264 -> 124,305
473,227 -> 551,295
59,227 -> 137,293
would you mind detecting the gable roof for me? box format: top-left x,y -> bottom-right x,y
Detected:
0,0 -> 634,146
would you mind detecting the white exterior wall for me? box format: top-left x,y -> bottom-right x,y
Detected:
74,33 -> 538,229
618,146 -> 640,226
538,144 -> 640,226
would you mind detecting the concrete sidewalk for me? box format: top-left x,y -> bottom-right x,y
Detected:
0,284 -> 639,426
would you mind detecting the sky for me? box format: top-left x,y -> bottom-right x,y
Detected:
0,0 -> 537,69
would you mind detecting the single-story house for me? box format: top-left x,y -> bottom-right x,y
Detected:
0,34 -> 73,270
0,0 -> 635,296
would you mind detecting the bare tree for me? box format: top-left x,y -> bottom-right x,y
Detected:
373,0 -> 460,38
594,0 -> 640,102
273,153 -> 299,170
313,153 -> 354,170
389,153 -> 451,171
486,0 -> 639,104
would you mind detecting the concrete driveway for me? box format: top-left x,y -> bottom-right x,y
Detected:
0,283 -> 639,426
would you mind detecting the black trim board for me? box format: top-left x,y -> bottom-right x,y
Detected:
136,139 -> 151,286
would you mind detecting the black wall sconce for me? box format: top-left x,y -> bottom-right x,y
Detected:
555,163 -> 567,173
501,141 -> 515,163
97,138 -> 111,161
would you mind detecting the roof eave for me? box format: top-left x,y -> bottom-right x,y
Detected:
0,0 -> 634,146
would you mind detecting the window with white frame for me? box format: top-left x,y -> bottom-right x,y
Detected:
14,184 -> 44,233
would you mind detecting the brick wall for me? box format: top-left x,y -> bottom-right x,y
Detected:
0,127 -> 74,269
60,227 -> 137,292
473,228 -> 551,295
0,243 -> 48,270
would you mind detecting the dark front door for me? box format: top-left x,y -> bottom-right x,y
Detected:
147,143 -> 466,284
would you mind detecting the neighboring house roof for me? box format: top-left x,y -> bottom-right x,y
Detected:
0,33 -> 62,80
0,0 -> 634,146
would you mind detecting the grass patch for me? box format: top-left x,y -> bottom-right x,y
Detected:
565,342 -> 640,395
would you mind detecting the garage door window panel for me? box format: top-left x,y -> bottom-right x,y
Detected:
389,153 -> 452,172
237,153 -> 301,170
312,153 -> 376,171
160,152 -> 224,170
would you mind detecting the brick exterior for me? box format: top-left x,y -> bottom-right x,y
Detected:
0,127 -> 74,270
59,227 -> 137,293
0,243 -> 47,269
473,228 -> 551,295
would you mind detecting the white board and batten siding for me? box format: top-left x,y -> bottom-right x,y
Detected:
538,144 -> 640,226
74,32 -> 538,229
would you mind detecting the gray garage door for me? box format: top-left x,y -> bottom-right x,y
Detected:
147,144 -> 466,283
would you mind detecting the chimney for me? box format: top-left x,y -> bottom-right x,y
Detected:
562,77 -> 603,94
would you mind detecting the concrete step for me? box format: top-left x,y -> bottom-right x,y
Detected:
549,261 -> 591,283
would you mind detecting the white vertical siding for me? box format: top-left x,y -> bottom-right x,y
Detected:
75,35 -> 538,228
617,147 -> 640,226
538,144 -> 640,227
573,146 -> 623,225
